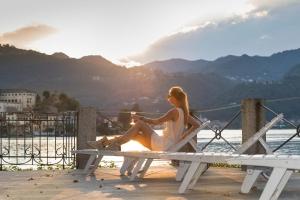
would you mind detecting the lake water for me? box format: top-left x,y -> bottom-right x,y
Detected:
100,129 -> 300,167
1,129 -> 300,168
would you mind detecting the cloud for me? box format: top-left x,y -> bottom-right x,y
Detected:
259,34 -> 272,40
167,22 -> 214,37
254,10 -> 268,18
131,1 -> 300,63
0,24 -> 57,47
248,0 -> 299,11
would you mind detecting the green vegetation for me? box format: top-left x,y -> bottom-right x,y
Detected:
35,91 -> 80,113
209,163 -> 241,168
117,108 -> 131,130
117,103 -> 142,131
97,103 -> 143,135
99,161 -> 117,168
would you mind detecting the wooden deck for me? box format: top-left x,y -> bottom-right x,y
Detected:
1,166 -> 300,200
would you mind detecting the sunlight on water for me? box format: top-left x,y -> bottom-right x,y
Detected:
2,129 -> 300,168
98,129 -> 300,167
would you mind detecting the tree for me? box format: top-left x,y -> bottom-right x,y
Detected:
42,91 -> 50,100
35,91 -> 79,113
118,109 -> 131,130
55,92 -> 79,112
36,94 -> 41,104
59,93 -> 68,101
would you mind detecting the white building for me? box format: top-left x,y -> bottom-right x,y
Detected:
0,101 -> 22,112
0,89 -> 37,111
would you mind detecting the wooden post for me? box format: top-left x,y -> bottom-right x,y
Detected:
241,98 -> 266,155
76,107 -> 97,169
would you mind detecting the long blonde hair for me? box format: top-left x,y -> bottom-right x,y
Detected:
169,86 -> 189,125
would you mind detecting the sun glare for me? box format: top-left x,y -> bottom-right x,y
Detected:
122,140 -> 149,151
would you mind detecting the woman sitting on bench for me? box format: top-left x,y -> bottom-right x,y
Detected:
87,86 -> 200,150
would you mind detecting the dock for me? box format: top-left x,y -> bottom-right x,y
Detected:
1,166 -> 300,199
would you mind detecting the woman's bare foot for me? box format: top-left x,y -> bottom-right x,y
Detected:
87,136 -> 109,149
105,143 -> 121,151
104,136 -> 126,151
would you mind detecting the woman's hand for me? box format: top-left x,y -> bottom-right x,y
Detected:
132,114 -> 142,121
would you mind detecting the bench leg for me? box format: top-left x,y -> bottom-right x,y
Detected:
127,158 -> 139,175
259,167 -> 287,200
139,158 -> 153,178
178,161 -> 200,194
176,161 -> 190,181
83,154 -> 97,174
188,163 -> 208,189
120,157 -> 132,175
270,170 -> 293,200
130,158 -> 146,181
120,157 -> 137,175
188,140 -> 198,151
87,155 -> 103,175
241,169 -> 262,194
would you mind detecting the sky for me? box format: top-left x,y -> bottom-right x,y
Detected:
0,0 -> 299,66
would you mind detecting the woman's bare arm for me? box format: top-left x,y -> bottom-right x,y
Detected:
138,109 -> 178,125
181,115 -> 201,139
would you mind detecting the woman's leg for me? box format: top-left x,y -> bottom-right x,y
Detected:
108,120 -> 154,149
132,132 -> 152,149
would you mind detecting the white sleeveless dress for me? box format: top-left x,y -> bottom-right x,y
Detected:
151,108 -> 185,151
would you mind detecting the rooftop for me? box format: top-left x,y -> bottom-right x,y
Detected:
0,89 -> 36,94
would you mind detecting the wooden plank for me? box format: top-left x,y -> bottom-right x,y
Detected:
178,161 -> 201,194
139,159 -> 153,178
120,157 -> 132,175
159,152 -> 233,162
240,169 -> 262,194
258,137 -> 273,154
235,114 -> 283,154
88,155 -> 103,175
188,163 -> 208,189
130,158 -> 145,181
259,167 -> 286,200
176,162 -> 190,181
188,140 -> 198,151
270,170 -> 293,200
83,154 -> 96,174
168,121 -> 210,152
127,158 -> 139,176
227,156 -> 300,170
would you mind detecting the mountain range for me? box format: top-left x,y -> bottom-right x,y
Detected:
1,44 -> 300,121
140,48 -> 300,81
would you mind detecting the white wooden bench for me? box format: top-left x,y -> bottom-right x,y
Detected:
158,114 -> 283,194
72,120 -> 210,180
228,154 -> 300,200
72,114 -> 283,197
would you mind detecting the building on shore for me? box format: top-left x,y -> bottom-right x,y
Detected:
0,89 -> 37,111
0,101 -> 22,112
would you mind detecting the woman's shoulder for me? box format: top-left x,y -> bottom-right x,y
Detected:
168,107 -> 180,113
167,108 -> 181,119
175,107 -> 184,114
166,108 -> 179,117
169,107 -> 183,113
